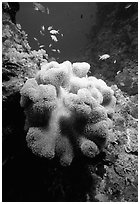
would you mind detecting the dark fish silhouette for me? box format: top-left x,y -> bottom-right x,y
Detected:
33,2 -> 49,14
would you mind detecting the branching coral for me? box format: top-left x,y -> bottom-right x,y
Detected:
20,61 -> 116,166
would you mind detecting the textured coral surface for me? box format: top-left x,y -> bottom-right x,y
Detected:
20,61 -> 116,166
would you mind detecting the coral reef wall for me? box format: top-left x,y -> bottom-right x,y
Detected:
83,3 -> 138,201
85,2 -> 138,95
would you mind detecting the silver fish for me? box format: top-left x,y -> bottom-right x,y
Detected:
41,25 -> 45,31
120,82 -> 125,86
40,30 -> 45,36
33,37 -> 38,41
46,7 -> 50,14
117,71 -> 121,75
99,54 -> 110,60
48,26 -> 53,31
39,45 -> 45,48
33,2 -> 49,14
50,29 -> 59,35
51,35 -> 58,42
125,4 -> 131,9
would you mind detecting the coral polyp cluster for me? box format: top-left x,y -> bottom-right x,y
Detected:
20,61 -> 116,166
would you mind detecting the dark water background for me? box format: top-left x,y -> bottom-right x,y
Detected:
16,2 -> 97,62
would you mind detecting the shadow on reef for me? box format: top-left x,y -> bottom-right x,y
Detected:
3,132 -> 105,202
3,96 -> 93,202
3,100 -> 95,201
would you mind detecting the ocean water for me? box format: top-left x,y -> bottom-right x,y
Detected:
16,2 -> 97,62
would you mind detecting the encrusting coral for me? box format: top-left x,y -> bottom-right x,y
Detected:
20,61 -> 116,166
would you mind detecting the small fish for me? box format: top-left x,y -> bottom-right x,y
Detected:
33,37 -> 38,41
48,26 -> 53,31
33,2 -> 46,13
57,49 -> 60,53
33,2 -> 49,14
52,49 -> 57,52
33,37 -> 40,46
61,33 -> 64,37
50,29 -> 59,35
120,82 -> 125,86
40,30 -> 45,36
46,7 -> 50,15
41,25 -> 45,31
51,35 -> 58,42
117,71 -> 121,75
125,4 -> 131,9
99,54 -> 110,60
39,45 -> 45,48
114,60 -> 117,64
49,44 -> 52,47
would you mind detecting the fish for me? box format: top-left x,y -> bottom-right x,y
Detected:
33,37 -> 38,41
33,2 -> 49,14
114,60 -> 117,63
49,29 -> 59,35
120,82 -> 125,86
39,45 -> 45,48
40,30 -> 45,36
33,37 -> 40,46
41,25 -> 45,31
46,7 -> 50,14
117,71 -> 121,75
51,35 -> 58,42
48,26 -> 53,31
49,44 -> 52,47
61,33 -> 64,37
99,54 -> 110,60
51,49 -> 60,53
33,2 -> 46,12
125,4 -> 131,9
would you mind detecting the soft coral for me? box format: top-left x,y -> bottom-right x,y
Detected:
20,60 -> 116,166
